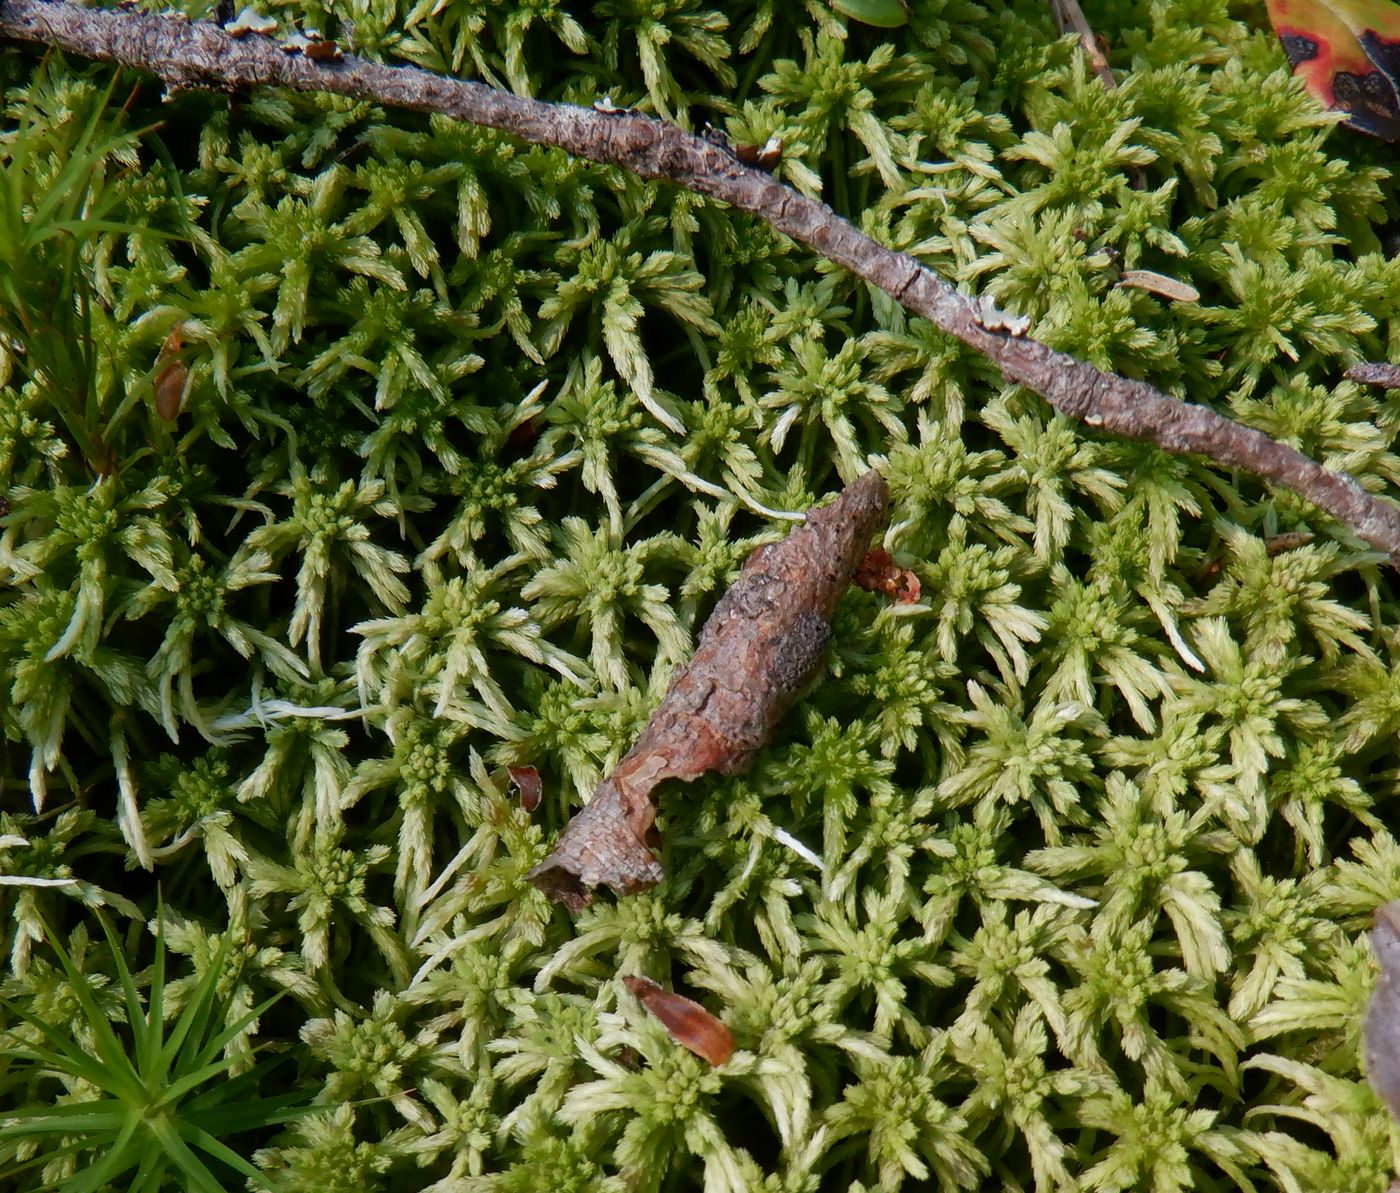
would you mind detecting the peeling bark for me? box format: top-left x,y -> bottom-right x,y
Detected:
527,471 -> 888,910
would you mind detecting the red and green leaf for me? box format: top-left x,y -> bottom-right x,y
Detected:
1266,0 -> 1400,139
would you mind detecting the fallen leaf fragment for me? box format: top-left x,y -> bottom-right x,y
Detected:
527,470 -> 889,911
153,360 -> 188,421
854,547 -> 921,604
153,323 -> 189,421
1266,0 -> 1400,139
1365,900 -> 1400,1121
622,975 -> 735,1066
1264,530 -> 1315,555
1116,269 -> 1200,303
508,765 -> 542,813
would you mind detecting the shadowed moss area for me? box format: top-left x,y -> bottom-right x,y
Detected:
3,0 -> 1400,1188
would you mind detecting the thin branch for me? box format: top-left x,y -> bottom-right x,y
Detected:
1048,0 -> 1118,90
1348,362 -> 1400,390
4,0 -> 1400,562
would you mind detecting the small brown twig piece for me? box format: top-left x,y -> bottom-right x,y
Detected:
526,471 -> 889,910
3,1 -> 1400,562
1048,0 -> 1117,90
1347,363 -> 1400,389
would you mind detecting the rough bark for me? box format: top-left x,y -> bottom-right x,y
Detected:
3,0 -> 1400,561
527,471 -> 888,910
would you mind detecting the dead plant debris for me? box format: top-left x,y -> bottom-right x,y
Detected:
622,975 -> 735,1067
526,470 -> 889,911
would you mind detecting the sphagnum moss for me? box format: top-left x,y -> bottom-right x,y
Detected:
3,0 -> 1400,1189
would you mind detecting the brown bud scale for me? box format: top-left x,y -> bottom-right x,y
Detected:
622,975 -> 735,1067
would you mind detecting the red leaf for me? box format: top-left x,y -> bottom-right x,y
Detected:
622,975 -> 735,1066
1266,0 -> 1400,138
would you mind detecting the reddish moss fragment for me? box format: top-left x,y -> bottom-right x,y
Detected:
527,470 -> 889,910
622,975 -> 735,1066
854,546 -> 921,604
508,765 -> 543,812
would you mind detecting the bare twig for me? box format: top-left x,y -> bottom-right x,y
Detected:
1348,363 -> 1400,389
1048,0 -> 1117,90
4,0 -> 1400,562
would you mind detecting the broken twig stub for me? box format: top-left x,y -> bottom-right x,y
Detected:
527,470 -> 889,911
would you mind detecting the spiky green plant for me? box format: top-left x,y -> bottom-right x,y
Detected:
0,908 -> 309,1191
0,56 -> 172,477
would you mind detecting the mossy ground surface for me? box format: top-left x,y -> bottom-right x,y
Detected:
4,0 -> 1400,1188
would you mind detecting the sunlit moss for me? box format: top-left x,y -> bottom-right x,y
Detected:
3,0 -> 1400,1187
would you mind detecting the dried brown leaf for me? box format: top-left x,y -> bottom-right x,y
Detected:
622,975 -> 735,1066
153,359 -> 188,421
508,765 -> 543,813
1116,269 -> 1200,303
854,547 -> 921,604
